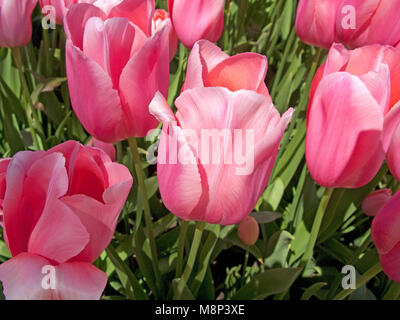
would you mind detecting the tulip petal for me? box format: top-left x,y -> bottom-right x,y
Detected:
66,40 -> 127,143
362,189 -> 392,217
387,122 -> 400,181
170,0 -> 224,48
0,253 -> 107,300
306,72 -> 385,188
119,26 -> 170,137
379,242 -> 400,283
372,189 -> 400,255
64,3 -> 106,50
107,0 -> 155,36
183,40 -> 229,91
383,100 -> 400,152
204,53 -> 270,98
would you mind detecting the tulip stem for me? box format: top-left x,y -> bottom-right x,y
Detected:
333,262 -> 382,300
176,220 -> 189,278
174,221 -> 205,299
127,137 -> 163,295
300,187 -> 333,268
12,47 -> 43,150
241,246 -> 250,287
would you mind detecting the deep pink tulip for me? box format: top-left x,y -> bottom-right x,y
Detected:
150,89 -> 293,225
183,40 -> 271,100
86,137 -> 116,161
372,190 -> 400,282
0,159 -> 10,227
336,0 -> 400,49
0,141 -> 133,299
152,9 -> 177,61
0,0 -> 38,48
167,0 -> 224,49
295,0 -> 341,49
64,3 -> 170,143
362,189 -> 392,217
238,216 -> 259,246
306,44 -> 400,188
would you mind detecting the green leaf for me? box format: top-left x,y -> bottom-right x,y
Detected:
231,267 -> 302,300
301,282 -> 327,300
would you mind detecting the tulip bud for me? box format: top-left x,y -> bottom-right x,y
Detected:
362,189 -> 392,217
0,0 -> 38,48
168,0 -> 224,48
238,216 -> 260,246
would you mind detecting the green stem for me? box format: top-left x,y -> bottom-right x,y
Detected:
240,246 -> 249,287
300,188 -> 333,268
333,262 -> 382,300
173,221 -> 205,299
175,220 -> 189,278
12,47 -> 42,150
127,137 -> 163,295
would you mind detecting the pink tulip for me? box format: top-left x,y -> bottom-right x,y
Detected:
295,0 -> 341,49
152,9 -> 177,61
336,0 -> 400,49
150,89 -> 293,225
0,0 -> 38,48
167,0 -> 224,49
0,141 -> 133,299
306,44 -> 400,188
183,40 -> 271,100
362,189 -> 392,217
64,3 -> 170,143
372,190 -> 400,282
238,216 -> 259,246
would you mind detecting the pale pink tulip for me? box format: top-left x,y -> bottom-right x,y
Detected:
150,90 -> 293,225
362,189 -> 392,217
372,190 -> 400,282
0,141 -> 133,299
306,44 -> 400,188
238,216 -> 259,246
0,0 -> 38,48
64,3 -> 170,142
183,40 -> 271,100
152,9 -> 177,61
167,0 -> 224,49
295,0 -> 341,49
336,0 -> 400,49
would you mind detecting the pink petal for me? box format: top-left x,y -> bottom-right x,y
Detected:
183,40 -> 229,91
28,197 -> 90,264
379,242 -> 400,283
0,253 -> 107,300
66,40 -> 128,143
64,3 -> 106,50
306,72 -> 385,188
119,26 -> 170,137
362,189 -> 392,217
372,190 -> 400,255
204,52 -> 270,98
92,138 -> 116,161
387,122 -> 400,181
383,100 -> 400,152
107,0 -> 155,36
149,91 -> 176,123
170,0 -> 224,48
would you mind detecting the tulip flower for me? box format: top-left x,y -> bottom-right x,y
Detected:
183,40 -> 271,100
0,141 -> 133,299
64,3 -> 170,143
238,216 -> 260,246
295,0 -> 341,49
150,89 -> 293,225
152,9 -> 177,61
0,0 -> 38,48
86,137 -> 116,161
362,189 -> 392,217
168,0 -> 224,48
336,0 -> 400,49
372,190 -> 400,282
306,43 -> 400,188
